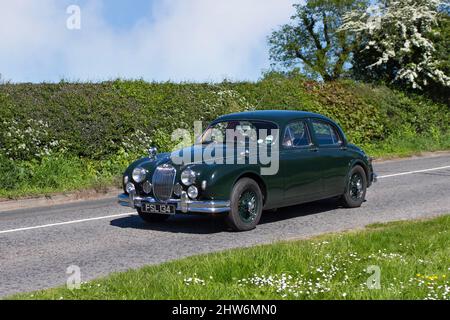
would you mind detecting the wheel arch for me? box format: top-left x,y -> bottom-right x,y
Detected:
233,172 -> 268,206
349,159 -> 370,184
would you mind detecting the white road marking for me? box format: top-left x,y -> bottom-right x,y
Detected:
1,165 -> 449,235
0,212 -> 136,235
378,165 -> 450,179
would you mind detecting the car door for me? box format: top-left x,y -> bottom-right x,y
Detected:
281,120 -> 324,205
309,118 -> 349,197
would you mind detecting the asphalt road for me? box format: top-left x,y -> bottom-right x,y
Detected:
1,153 -> 449,297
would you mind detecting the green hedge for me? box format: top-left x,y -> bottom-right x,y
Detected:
1,76 -> 449,197
1,76 -> 448,162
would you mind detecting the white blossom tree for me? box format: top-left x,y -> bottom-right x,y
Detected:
340,0 -> 450,91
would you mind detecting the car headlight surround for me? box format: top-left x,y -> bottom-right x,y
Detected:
173,183 -> 183,197
181,168 -> 196,186
132,167 -> 148,183
187,185 -> 198,199
142,181 -> 152,194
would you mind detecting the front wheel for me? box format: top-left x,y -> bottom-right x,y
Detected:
137,209 -> 170,223
341,165 -> 367,208
226,178 -> 263,232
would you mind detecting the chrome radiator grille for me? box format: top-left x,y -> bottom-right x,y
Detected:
152,165 -> 176,202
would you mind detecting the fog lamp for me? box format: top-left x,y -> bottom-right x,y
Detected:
126,182 -> 136,194
187,185 -> 198,199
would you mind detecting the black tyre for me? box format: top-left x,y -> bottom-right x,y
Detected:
341,165 -> 367,208
226,178 -> 263,231
137,208 -> 170,223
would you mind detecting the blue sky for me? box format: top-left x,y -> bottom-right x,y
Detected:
0,0 -> 295,83
79,0 -> 154,29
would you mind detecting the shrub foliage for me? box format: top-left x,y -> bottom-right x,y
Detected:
1,78 -> 448,160
0,77 -> 448,195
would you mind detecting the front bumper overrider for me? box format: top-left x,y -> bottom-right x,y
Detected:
118,192 -> 230,214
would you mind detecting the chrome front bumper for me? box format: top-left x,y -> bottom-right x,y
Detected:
118,192 -> 230,214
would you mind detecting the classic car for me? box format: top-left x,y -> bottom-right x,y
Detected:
118,110 -> 376,231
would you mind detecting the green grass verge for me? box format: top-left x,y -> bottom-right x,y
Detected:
10,215 -> 450,300
361,131 -> 450,159
0,157 -> 116,199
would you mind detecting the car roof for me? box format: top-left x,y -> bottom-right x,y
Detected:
214,110 -> 333,126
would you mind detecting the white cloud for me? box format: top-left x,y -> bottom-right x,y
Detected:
0,0 -> 295,82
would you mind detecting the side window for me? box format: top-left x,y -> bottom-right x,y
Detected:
283,121 -> 311,147
311,120 -> 342,146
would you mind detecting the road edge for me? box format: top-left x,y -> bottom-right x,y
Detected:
0,188 -> 120,213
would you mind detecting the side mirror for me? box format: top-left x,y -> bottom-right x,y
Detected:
148,147 -> 158,159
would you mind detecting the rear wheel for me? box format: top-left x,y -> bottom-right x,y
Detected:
341,165 -> 367,208
137,208 -> 170,223
226,178 -> 263,231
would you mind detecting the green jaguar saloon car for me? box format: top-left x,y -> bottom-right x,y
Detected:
118,110 -> 377,231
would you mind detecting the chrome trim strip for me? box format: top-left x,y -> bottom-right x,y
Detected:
118,193 -> 230,214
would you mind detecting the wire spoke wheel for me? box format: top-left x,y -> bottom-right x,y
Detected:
238,190 -> 259,223
227,178 -> 263,231
349,173 -> 363,201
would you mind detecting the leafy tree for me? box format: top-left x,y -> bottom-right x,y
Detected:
432,12 -> 450,75
428,11 -> 450,102
341,0 -> 450,94
268,0 -> 369,81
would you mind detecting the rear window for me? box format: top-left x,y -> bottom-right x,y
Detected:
283,121 -> 311,147
311,120 -> 341,146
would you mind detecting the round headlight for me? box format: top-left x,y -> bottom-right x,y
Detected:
142,181 -> 152,194
181,168 -> 196,186
187,185 -> 198,199
126,182 -> 136,194
132,167 -> 147,183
